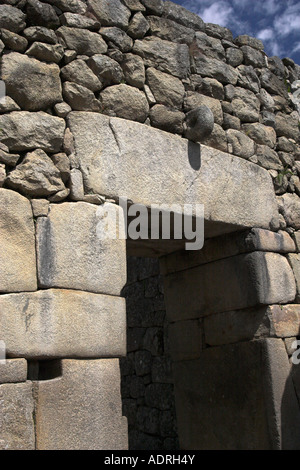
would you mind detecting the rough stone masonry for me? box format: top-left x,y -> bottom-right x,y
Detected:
0,0 -> 300,450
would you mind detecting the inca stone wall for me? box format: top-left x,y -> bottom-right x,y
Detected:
0,0 -> 300,450
121,257 -> 178,450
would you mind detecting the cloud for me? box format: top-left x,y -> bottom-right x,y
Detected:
274,2 -> 300,37
200,1 -> 233,26
291,42 -> 300,54
257,28 -> 275,41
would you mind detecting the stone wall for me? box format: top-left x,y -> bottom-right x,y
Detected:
0,0 -> 300,450
121,257 -> 179,450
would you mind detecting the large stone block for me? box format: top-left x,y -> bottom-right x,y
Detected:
0,382 -> 35,450
204,305 -> 300,346
68,112 -> 279,238
173,339 -> 300,449
36,202 -> 126,295
133,36 -> 190,79
0,189 -> 37,293
35,359 -> 128,449
0,289 -> 126,358
160,228 -> 296,275
0,359 -> 27,384
163,252 -> 296,321
0,111 -> 65,153
1,52 -> 62,111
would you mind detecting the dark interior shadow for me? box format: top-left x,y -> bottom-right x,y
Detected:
188,141 -> 201,171
281,326 -> 300,449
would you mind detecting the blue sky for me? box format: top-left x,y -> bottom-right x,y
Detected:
171,0 -> 300,65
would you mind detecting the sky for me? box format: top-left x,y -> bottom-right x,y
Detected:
171,0 -> 300,66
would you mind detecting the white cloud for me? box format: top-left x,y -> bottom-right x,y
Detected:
274,3 -> 300,36
291,42 -> 300,54
254,0 -> 281,15
200,1 -> 233,26
257,28 -> 275,41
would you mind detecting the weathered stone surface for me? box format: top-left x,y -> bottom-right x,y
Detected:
149,104 -> 184,134
236,64 -> 260,93
269,305 -> 300,338
133,37 -> 190,79
46,0 -> 87,14
65,93 -> 90,125
68,112 -> 279,237
275,112 -> 300,140
163,252 -> 296,321
163,0 -> 205,31
26,0 -> 60,29
287,254 -> 300,300
226,47 -> 243,67
0,164 -> 5,187
26,42 -> 64,63
235,34 -> 264,51
259,88 -> 275,111
50,152 -> 70,183
204,307 -> 271,346
87,0 -> 131,28
5,149 -> 66,197
172,339 -> 300,450
204,304 -> 300,346
0,383 -> 35,450
0,96 -> 20,114
54,101 -> 72,118
278,193 -> 300,229
61,59 -> 102,91
140,0 -> 164,15
0,359 -> 27,384
0,148 -> 19,166
160,228 -> 296,276
193,31 -> 225,61
31,199 -> 50,217
226,129 -> 255,159
241,123 -> 277,148
0,112 -> 65,153
241,45 -> 265,68
127,11 -> 149,39
225,85 -> 260,122
201,77 -> 224,100
201,123 -> 227,152
23,26 -> 57,44
0,29 -> 28,52
0,289 -> 126,358
168,319 -> 202,361
56,26 -> 107,55
146,67 -> 185,109
60,12 -> 100,30
223,113 -> 240,130
100,26 -> 133,52
205,23 -> 233,41
0,189 -> 37,293
255,145 -> 283,170
260,69 -> 289,100
0,5 -> 26,32
36,201 -> 126,295
87,54 -> 123,87
100,84 -> 149,122
2,53 -> 62,111
184,105 -> 214,143
121,53 -> 145,88
184,91 -> 223,125
192,54 -> 238,85
35,359 -> 128,449
147,15 -> 195,44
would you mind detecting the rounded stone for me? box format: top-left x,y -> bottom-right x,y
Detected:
184,105 -> 214,142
